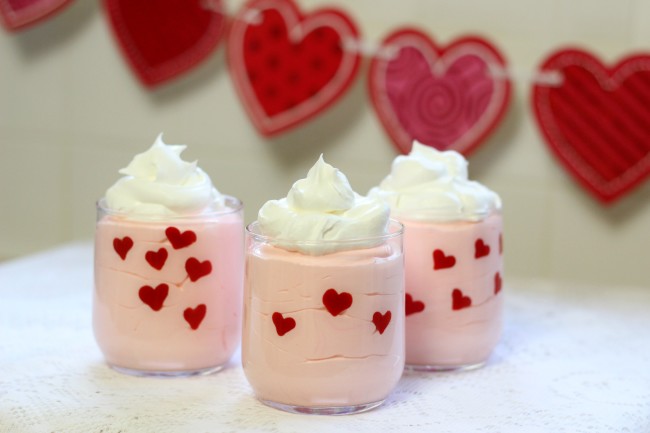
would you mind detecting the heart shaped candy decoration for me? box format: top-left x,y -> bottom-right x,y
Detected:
103,0 -> 226,87
0,0 -> 73,31
227,0 -> 361,136
369,28 -> 511,155
532,48 -> 650,204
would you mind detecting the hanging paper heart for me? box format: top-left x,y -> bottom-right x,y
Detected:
369,28 -> 512,155
532,48 -> 650,204
227,0 -> 361,136
103,0 -> 227,88
0,0 -> 73,31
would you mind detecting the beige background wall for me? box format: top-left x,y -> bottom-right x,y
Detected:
1,0 -> 649,287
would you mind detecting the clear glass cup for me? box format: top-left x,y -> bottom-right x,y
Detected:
395,209 -> 504,371
93,196 -> 244,377
242,221 -> 405,415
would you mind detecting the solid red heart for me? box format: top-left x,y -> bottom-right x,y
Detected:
227,0 -> 361,136
272,312 -> 296,336
494,272 -> 502,295
103,0 -> 226,87
475,239 -> 490,259
452,288 -> 472,311
145,248 -> 168,270
372,311 -> 391,335
532,49 -> 650,204
165,227 -> 197,250
433,249 -> 456,270
322,288 -> 353,316
138,283 -> 169,311
0,0 -> 73,31
184,304 -> 207,330
113,236 -> 133,260
185,257 -> 212,282
369,28 -> 511,155
405,293 -> 425,316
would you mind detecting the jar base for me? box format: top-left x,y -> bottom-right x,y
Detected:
406,360 -> 485,372
108,363 -> 224,378
259,398 -> 385,415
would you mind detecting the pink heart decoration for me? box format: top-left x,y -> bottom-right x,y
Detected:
369,28 -> 512,155
0,0 -> 73,31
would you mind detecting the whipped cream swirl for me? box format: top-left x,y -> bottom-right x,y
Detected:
105,134 -> 224,216
257,155 -> 390,255
369,141 -> 501,221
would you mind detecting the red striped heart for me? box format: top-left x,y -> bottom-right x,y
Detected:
532,49 -> 650,204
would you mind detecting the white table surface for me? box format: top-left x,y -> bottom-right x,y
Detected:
1,242 -> 649,433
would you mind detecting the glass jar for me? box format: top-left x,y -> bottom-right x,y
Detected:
395,209 -> 503,371
242,221 -> 405,414
93,196 -> 244,377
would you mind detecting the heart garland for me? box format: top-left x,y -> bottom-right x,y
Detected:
369,28 -> 512,155
0,0 -> 73,31
227,0 -> 361,136
102,0 -> 227,88
532,48 -> 650,204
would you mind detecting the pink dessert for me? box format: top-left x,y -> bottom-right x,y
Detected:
401,213 -> 503,368
242,240 -> 404,408
94,207 -> 243,373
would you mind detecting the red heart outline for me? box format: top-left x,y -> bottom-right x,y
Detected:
433,249 -> 456,270
322,288 -> 353,316
532,48 -> 650,204
227,0 -> 361,136
372,311 -> 391,335
184,304 -> 207,330
405,293 -> 425,316
0,0 -> 73,31
138,283 -> 169,311
113,236 -> 133,260
165,226 -> 197,250
185,257 -> 212,282
272,312 -> 296,336
103,0 -> 227,88
452,288 -> 472,311
474,238 -> 491,259
369,28 -> 511,156
145,248 -> 168,270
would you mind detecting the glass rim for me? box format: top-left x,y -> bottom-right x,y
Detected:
245,219 -> 404,246
97,195 -> 243,220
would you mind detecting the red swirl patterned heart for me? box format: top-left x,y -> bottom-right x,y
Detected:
532,49 -> 650,204
227,0 -> 361,136
272,312 -> 296,336
103,0 -> 226,87
138,284 -> 169,312
322,288 -> 353,316
372,311 -> 391,335
0,0 -> 73,31
369,29 -> 511,155
184,304 -> 207,330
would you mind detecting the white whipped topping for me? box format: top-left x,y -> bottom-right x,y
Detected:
104,134 -> 224,216
257,155 -> 390,255
369,141 -> 501,221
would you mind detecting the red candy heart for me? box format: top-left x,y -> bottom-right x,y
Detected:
494,272 -> 502,295
433,249 -> 456,270
405,293 -> 425,316
227,0 -> 361,136
369,28 -> 511,155
322,288 -> 353,316
475,239 -> 490,259
183,304 -> 207,330
103,0 -> 227,87
532,49 -> 650,204
165,227 -> 197,250
138,283 -> 169,311
0,0 -> 73,31
113,236 -> 133,260
272,312 -> 296,336
452,288 -> 472,311
145,248 -> 168,270
372,311 -> 391,335
185,257 -> 212,282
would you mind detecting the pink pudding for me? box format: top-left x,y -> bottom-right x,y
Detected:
242,229 -> 404,411
400,212 -> 503,369
93,201 -> 244,375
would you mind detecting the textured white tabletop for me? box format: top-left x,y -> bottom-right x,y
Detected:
1,243 -> 649,433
